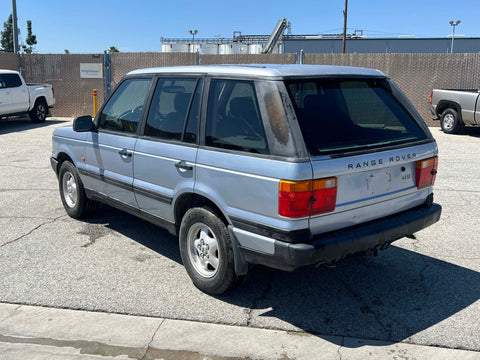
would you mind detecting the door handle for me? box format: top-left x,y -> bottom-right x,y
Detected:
175,161 -> 193,171
118,149 -> 132,157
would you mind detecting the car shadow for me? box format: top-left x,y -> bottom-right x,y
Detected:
0,117 -> 69,135
462,126 -> 480,138
81,205 -> 480,348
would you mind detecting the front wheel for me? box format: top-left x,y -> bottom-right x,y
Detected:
440,108 -> 463,134
179,207 -> 244,294
29,99 -> 48,123
59,161 -> 98,218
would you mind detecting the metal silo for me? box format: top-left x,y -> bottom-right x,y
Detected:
162,43 -> 190,53
219,44 -> 234,54
249,44 -> 264,54
198,43 -> 219,54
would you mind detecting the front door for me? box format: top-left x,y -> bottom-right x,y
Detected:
82,77 -> 153,210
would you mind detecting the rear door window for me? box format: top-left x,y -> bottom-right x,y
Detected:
285,78 -> 427,156
205,79 -> 269,154
145,77 -> 200,142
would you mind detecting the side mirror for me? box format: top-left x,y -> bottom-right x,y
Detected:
73,115 -> 95,132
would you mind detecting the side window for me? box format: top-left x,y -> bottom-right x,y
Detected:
145,78 -> 198,141
205,79 -> 269,154
184,79 -> 203,144
99,78 -> 152,134
0,74 -> 23,88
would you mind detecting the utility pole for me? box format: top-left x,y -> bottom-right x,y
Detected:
342,0 -> 348,54
12,0 -> 19,53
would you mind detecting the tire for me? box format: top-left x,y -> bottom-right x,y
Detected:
58,161 -> 98,218
29,99 -> 48,123
179,207 -> 244,295
440,108 -> 463,134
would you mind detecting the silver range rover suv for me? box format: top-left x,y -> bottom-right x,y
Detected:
51,65 -> 441,294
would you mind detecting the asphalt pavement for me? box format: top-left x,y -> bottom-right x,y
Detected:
0,117 -> 479,359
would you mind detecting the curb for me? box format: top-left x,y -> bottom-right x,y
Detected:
1,303 -> 479,360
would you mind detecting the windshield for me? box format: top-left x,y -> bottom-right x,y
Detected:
285,78 -> 428,156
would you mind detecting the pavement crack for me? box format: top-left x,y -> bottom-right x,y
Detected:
0,215 -> 67,248
139,319 -> 165,360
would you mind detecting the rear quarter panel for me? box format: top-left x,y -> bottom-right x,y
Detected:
195,148 -> 312,232
433,89 -> 479,125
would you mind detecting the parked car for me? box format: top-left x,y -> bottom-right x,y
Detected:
51,65 -> 441,294
0,69 -> 55,123
430,88 -> 480,134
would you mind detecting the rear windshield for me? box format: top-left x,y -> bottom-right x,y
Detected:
285,78 -> 427,156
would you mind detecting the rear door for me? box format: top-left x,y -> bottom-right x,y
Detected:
133,77 -> 202,223
7,74 -> 29,113
284,77 -> 436,234
196,78 -> 289,228
83,77 -> 152,209
0,74 -> 13,114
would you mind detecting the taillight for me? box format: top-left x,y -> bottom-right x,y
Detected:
52,87 -> 55,97
429,91 -> 433,105
279,178 -> 337,218
312,178 -> 337,215
416,157 -> 438,189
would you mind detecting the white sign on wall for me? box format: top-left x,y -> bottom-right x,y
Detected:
80,63 -> 103,79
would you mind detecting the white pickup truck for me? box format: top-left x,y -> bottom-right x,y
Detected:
0,69 -> 55,123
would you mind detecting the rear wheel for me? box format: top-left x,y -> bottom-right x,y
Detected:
29,99 -> 48,123
59,161 -> 98,218
440,108 -> 463,134
179,207 -> 244,294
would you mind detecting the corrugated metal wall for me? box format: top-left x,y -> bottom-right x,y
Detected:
3,52 -> 479,126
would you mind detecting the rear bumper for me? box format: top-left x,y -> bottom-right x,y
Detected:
233,203 -> 442,272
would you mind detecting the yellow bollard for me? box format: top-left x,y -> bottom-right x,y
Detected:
93,89 -> 98,116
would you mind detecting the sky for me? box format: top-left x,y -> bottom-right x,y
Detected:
2,0 -> 479,53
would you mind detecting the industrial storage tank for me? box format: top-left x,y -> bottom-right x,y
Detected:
162,43 -> 189,53
219,43 -> 248,54
249,44 -> 264,54
219,44 -> 234,54
197,43 -> 219,54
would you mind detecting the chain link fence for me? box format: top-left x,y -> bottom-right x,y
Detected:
0,53 -> 18,70
2,52 -> 479,126
20,54 -> 104,116
305,53 -> 480,124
